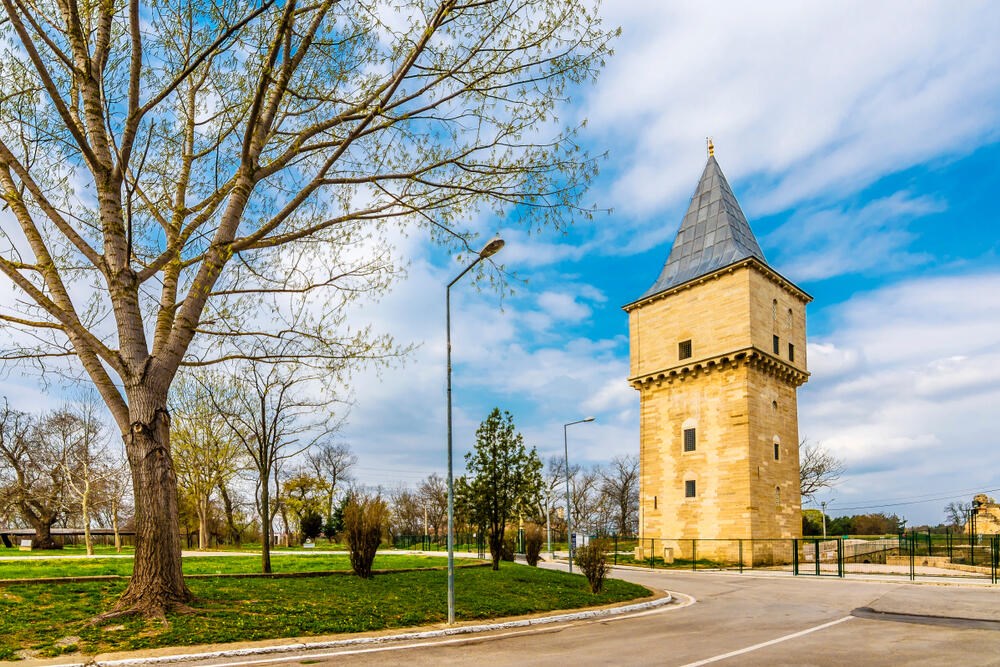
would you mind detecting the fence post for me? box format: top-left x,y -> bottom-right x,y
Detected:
990,535 -> 1000,584
909,533 -> 915,581
649,538 -> 654,569
738,539 -> 743,574
692,539 -> 697,571
792,538 -> 799,575
838,537 -> 844,578
814,539 -> 820,576
614,534 -> 618,566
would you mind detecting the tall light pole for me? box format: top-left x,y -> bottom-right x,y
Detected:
820,501 -> 828,540
564,416 -> 595,573
446,236 -> 504,625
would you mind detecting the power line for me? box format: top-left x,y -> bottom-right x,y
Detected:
829,487 -> 1000,512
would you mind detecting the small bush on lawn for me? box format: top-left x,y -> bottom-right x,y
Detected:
574,540 -> 609,593
344,493 -> 389,578
501,534 -> 516,562
300,511 -> 324,542
524,523 -> 544,566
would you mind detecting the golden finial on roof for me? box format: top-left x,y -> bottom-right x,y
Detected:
707,137 -> 715,157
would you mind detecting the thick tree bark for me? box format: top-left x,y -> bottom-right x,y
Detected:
26,513 -> 59,549
115,400 -> 191,615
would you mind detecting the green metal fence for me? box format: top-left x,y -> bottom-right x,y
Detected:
594,533 -> 999,583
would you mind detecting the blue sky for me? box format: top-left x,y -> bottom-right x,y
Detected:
337,1 -> 1000,526
1,1 -> 998,529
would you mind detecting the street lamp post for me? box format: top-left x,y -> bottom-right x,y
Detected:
820,501 -> 828,540
564,416 -> 595,573
446,236 -> 504,625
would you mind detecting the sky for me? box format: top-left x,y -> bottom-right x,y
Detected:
334,1 -> 1000,526
2,1 -> 999,528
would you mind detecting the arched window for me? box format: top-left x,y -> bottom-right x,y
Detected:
787,307 -> 793,329
775,486 -> 781,506
773,435 -> 780,461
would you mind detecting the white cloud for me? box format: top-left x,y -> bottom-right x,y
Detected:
577,0 -> 1000,256
766,192 -> 944,280
801,271 -> 1000,522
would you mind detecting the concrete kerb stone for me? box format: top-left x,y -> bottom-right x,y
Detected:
43,592 -> 674,667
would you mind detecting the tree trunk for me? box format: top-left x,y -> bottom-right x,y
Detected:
112,510 -> 122,553
197,496 -> 210,550
28,514 -> 59,550
218,480 -> 241,546
489,526 -> 503,571
116,401 -> 191,615
82,489 -> 94,556
259,482 -> 272,574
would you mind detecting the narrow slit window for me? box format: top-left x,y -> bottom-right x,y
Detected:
774,443 -> 780,460
678,339 -> 692,360
772,334 -> 780,355
685,480 -> 696,498
788,343 -> 795,362
776,486 -> 781,506
683,427 -> 696,452
653,495 -> 657,509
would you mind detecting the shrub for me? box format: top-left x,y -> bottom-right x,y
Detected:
501,533 -> 516,561
300,511 -> 324,542
323,515 -> 338,542
524,523 -> 544,566
574,540 -> 610,593
344,493 -> 389,578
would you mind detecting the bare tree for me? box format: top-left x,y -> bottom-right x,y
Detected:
0,402 -> 69,548
306,442 -> 356,520
0,0 -> 613,614
799,439 -> 846,501
95,454 -> 133,553
944,501 -> 972,528
417,473 -> 448,541
600,454 -> 639,536
171,376 -> 245,549
205,359 -> 340,573
57,399 -> 116,555
388,485 -> 423,540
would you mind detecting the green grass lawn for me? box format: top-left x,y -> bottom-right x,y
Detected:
0,564 -> 651,660
0,544 -> 135,558
0,553 -> 473,580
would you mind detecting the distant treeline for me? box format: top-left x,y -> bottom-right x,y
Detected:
802,510 -> 905,536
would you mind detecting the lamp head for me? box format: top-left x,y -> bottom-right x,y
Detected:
583,416 -> 595,422
478,236 -> 505,259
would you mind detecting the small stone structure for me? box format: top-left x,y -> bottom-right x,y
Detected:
967,494 -> 1000,535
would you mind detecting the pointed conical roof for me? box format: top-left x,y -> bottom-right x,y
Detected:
638,155 -> 766,300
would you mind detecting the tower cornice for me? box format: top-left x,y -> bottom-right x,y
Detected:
628,346 -> 810,390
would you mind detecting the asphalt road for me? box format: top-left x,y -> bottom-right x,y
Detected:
155,566 -> 1000,667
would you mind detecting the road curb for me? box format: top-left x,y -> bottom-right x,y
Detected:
61,592 -> 674,666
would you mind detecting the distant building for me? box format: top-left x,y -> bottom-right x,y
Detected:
968,494 -> 1000,535
624,143 -> 810,547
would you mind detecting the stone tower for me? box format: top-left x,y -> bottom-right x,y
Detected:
624,148 -> 810,545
